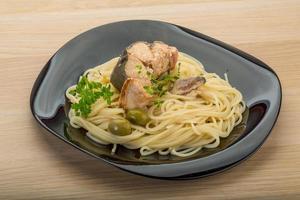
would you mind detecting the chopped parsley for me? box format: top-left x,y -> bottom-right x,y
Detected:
146,71 -> 151,77
136,65 -> 143,74
144,67 -> 180,97
143,85 -> 154,95
144,67 -> 181,107
153,99 -> 164,107
70,76 -> 113,117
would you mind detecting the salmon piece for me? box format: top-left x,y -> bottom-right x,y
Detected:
111,41 -> 179,109
150,41 -> 178,75
126,42 -> 153,66
119,78 -> 153,109
110,53 -> 151,91
126,41 -> 178,76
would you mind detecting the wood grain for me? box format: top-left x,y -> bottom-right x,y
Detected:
0,0 -> 300,199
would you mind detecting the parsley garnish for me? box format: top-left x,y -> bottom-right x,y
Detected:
143,67 -> 181,107
143,85 -> 154,95
70,76 -> 113,118
69,89 -> 76,96
153,99 -> 164,107
136,65 -> 142,74
146,71 -> 151,77
144,68 -> 180,97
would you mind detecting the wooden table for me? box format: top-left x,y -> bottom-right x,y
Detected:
1,0 -> 299,199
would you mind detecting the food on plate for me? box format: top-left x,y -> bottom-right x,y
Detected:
66,41 -> 246,157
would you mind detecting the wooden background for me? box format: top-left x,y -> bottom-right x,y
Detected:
0,0 -> 299,199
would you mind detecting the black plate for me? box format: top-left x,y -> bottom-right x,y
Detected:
30,20 -> 282,179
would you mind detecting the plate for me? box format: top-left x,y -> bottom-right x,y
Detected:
30,20 -> 282,179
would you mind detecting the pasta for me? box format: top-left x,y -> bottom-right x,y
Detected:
66,52 -> 246,157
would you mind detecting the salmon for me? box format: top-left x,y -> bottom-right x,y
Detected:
126,42 -> 153,66
126,41 -> 179,76
111,41 -> 179,109
150,41 -> 178,75
119,78 -> 153,109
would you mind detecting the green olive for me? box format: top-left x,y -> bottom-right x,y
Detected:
126,108 -> 150,126
108,119 -> 132,136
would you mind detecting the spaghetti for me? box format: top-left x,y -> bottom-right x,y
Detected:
66,53 -> 245,157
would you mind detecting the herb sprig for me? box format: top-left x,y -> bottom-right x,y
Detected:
70,76 -> 113,117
